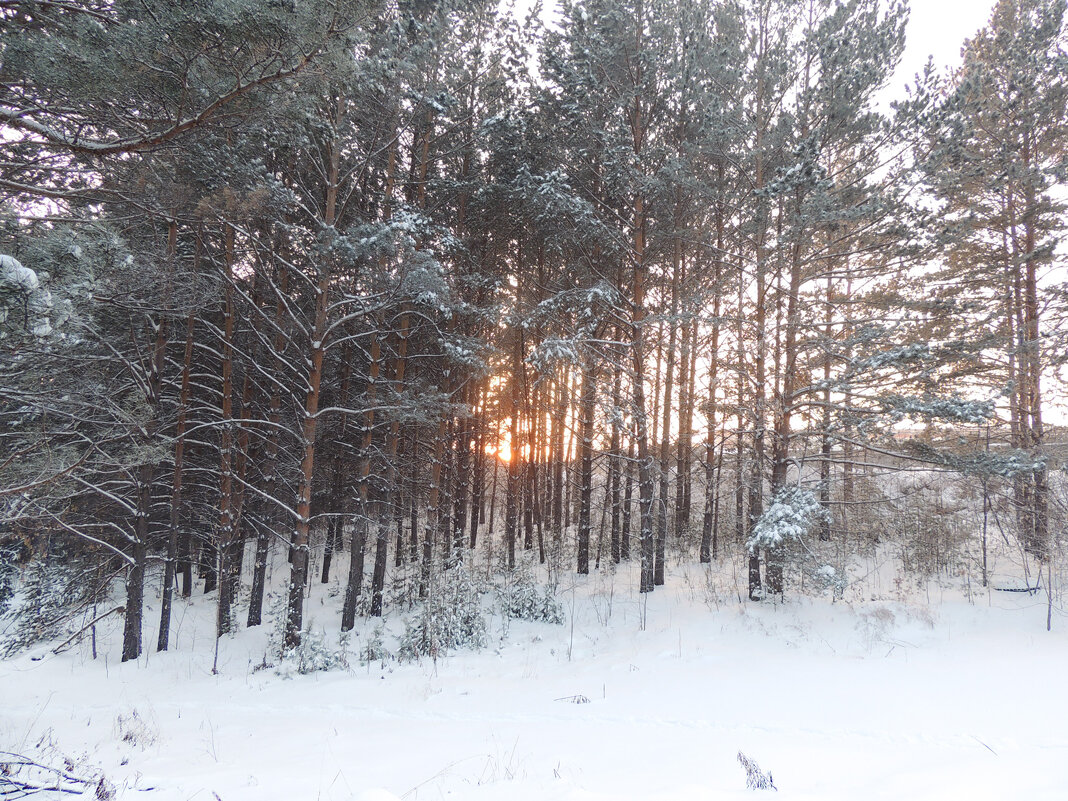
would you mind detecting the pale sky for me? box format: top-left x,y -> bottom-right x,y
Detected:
891,0 -> 999,89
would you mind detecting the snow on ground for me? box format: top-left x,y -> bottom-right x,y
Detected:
2,550 -> 1067,801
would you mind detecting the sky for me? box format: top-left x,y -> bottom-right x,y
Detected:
891,0 -> 999,90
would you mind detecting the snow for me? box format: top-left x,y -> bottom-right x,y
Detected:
747,487 -> 828,551
0,254 -> 38,292
2,555 -> 1066,800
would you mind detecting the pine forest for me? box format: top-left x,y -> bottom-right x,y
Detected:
1,0 -> 1067,798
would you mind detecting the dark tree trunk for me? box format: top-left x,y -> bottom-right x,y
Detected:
125,250 -> 171,660
577,361 -> 596,575
505,404 -> 520,571
343,335 -> 381,630
284,99 -> 344,650
159,302 -> 194,651
621,432 -> 634,561
247,260 -> 288,628
654,248 -> 679,586
609,358 -> 622,564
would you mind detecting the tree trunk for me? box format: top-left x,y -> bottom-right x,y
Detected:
609,357 -> 622,564
123,228 -> 171,661
216,232 -> 237,636
371,313 -> 410,615
342,335 -> 381,630
505,387 -> 520,571
621,423 -> 634,562
766,203 -> 804,597
577,361 -> 596,575
248,264 -> 289,628
284,98 -> 344,651
158,222 -> 191,651
654,245 -> 679,585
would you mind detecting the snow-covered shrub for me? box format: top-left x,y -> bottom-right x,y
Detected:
747,487 -> 829,552
397,566 -> 487,661
809,563 -> 846,600
746,487 -> 843,598
262,589 -> 287,656
261,590 -> 352,675
737,751 -> 775,791
0,542 -> 19,618
387,570 -> 421,612
0,548 -> 96,656
497,569 -> 564,625
361,623 -> 391,666
114,710 -> 158,750
276,626 -> 351,676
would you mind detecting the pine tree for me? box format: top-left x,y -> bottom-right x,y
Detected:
924,0 -> 1067,557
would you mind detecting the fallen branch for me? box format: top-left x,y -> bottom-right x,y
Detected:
0,751 -> 93,797
992,585 -> 1040,594
49,606 -> 125,656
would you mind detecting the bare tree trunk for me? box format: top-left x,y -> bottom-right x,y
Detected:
215,229 -> 241,635
284,98 -> 344,651
654,245 -> 680,585
748,276 -> 767,603
633,199 -> 655,593
525,382 -> 540,558
629,0 -> 655,594
342,335 -> 381,630
577,361 -> 596,574
766,203 -> 804,596
505,347 -> 521,570
123,283 -> 170,661
675,314 -> 695,541
551,371 -> 567,554
421,417 -> 448,596
283,269 -> 331,650
701,187 -> 725,566
530,379 -> 546,565
622,428 -> 634,562
746,32 -> 771,602
451,395 -> 471,566
248,264 -> 289,628
410,429 -> 420,564
469,382 -> 484,549
122,214 -> 174,662
819,269 -> 833,541
220,371 -> 253,633
322,356 -> 354,584
158,219 -> 190,652
609,357 -> 622,564
371,314 -> 410,615
735,260 -> 748,568
1019,154 -> 1048,557
700,303 -> 720,563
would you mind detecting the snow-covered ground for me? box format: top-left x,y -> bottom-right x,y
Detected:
2,550 -> 1066,801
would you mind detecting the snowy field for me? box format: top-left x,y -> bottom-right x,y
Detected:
2,551 -> 1067,801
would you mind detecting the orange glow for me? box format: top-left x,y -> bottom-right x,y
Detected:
487,439 -> 512,462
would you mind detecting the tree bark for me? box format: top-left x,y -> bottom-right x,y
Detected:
157,219 -> 189,652
283,97 -> 344,651
342,335 -> 381,630
577,361 -> 596,575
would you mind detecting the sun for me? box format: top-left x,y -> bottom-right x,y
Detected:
488,440 -> 512,462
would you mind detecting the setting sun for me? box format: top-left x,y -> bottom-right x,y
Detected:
488,438 -> 512,462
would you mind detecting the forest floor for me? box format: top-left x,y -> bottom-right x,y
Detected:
2,546 -> 1066,801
